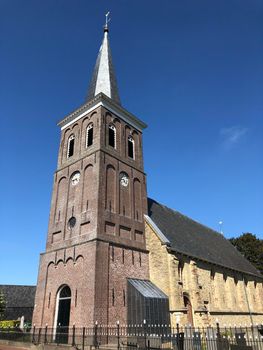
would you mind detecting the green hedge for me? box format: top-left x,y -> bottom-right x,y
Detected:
0,320 -> 20,328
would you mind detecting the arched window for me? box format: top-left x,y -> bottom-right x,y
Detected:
108,124 -> 116,148
59,285 -> 71,298
128,136 -> 135,159
210,269 -> 215,280
86,123 -> 93,147
178,260 -> 184,281
183,293 -> 193,325
67,135 -> 75,158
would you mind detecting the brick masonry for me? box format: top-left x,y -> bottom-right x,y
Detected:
32,103 -> 149,327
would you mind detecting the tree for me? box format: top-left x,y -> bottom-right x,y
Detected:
0,291 -> 6,320
229,233 -> 263,274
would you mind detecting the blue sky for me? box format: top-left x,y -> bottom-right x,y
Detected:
1,0 -> 262,285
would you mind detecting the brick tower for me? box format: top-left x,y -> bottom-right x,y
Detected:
32,23 -> 150,328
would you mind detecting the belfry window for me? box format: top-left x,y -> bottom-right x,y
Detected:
109,124 -> 116,148
128,136 -> 135,159
67,135 -> 75,158
86,123 -> 93,147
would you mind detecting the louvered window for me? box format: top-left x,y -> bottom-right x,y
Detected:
67,135 -> 75,158
128,136 -> 134,159
109,124 -> 116,148
86,123 -> 93,147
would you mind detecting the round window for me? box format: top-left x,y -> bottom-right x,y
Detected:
68,217 -> 76,229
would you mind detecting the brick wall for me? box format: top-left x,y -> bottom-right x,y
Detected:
33,101 -> 149,328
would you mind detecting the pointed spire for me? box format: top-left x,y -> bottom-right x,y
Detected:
86,15 -> 121,105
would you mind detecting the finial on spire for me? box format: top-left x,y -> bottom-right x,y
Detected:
104,11 -> 110,32
86,10 -> 121,105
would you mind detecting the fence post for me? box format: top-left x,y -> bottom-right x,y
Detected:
95,321 -> 98,349
72,324 -> 76,346
176,323 -> 180,350
82,327 -> 85,350
32,325 -> 36,343
251,323 -> 256,344
117,320 -> 120,350
216,320 -> 221,338
44,325 -> 48,344
57,324 -> 60,344
38,328 -> 41,344
216,319 -> 220,350
143,319 -> 147,350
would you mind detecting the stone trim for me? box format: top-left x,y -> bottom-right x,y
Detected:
57,93 -> 147,132
144,215 -> 171,246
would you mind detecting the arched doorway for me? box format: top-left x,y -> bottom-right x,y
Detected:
183,294 -> 193,326
54,285 -> 71,343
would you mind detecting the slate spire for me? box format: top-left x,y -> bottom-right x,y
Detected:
86,21 -> 121,105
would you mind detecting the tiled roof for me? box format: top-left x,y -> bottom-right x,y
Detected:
147,198 -> 262,278
0,285 -> 36,308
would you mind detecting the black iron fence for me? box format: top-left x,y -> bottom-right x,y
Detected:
1,324 -> 263,350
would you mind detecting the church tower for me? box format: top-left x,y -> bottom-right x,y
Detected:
32,23 -> 150,327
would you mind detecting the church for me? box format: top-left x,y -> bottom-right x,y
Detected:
32,22 -> 263,330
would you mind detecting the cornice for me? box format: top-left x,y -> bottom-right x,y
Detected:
167,246 -> 263,280
57,93 -> 147,132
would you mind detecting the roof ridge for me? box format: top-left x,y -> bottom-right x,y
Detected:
148,197 -> 223,238
0,284 -> 36,287
147,197 -> 262,278
150,198 -> 263,270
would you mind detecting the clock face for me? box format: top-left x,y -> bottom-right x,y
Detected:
120,172 -> 129,187
71,172 -> 80,186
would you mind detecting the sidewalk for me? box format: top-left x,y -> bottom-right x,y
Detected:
0,346 -> 28,350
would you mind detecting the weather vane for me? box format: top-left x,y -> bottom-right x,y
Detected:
105,11 -> 110,28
